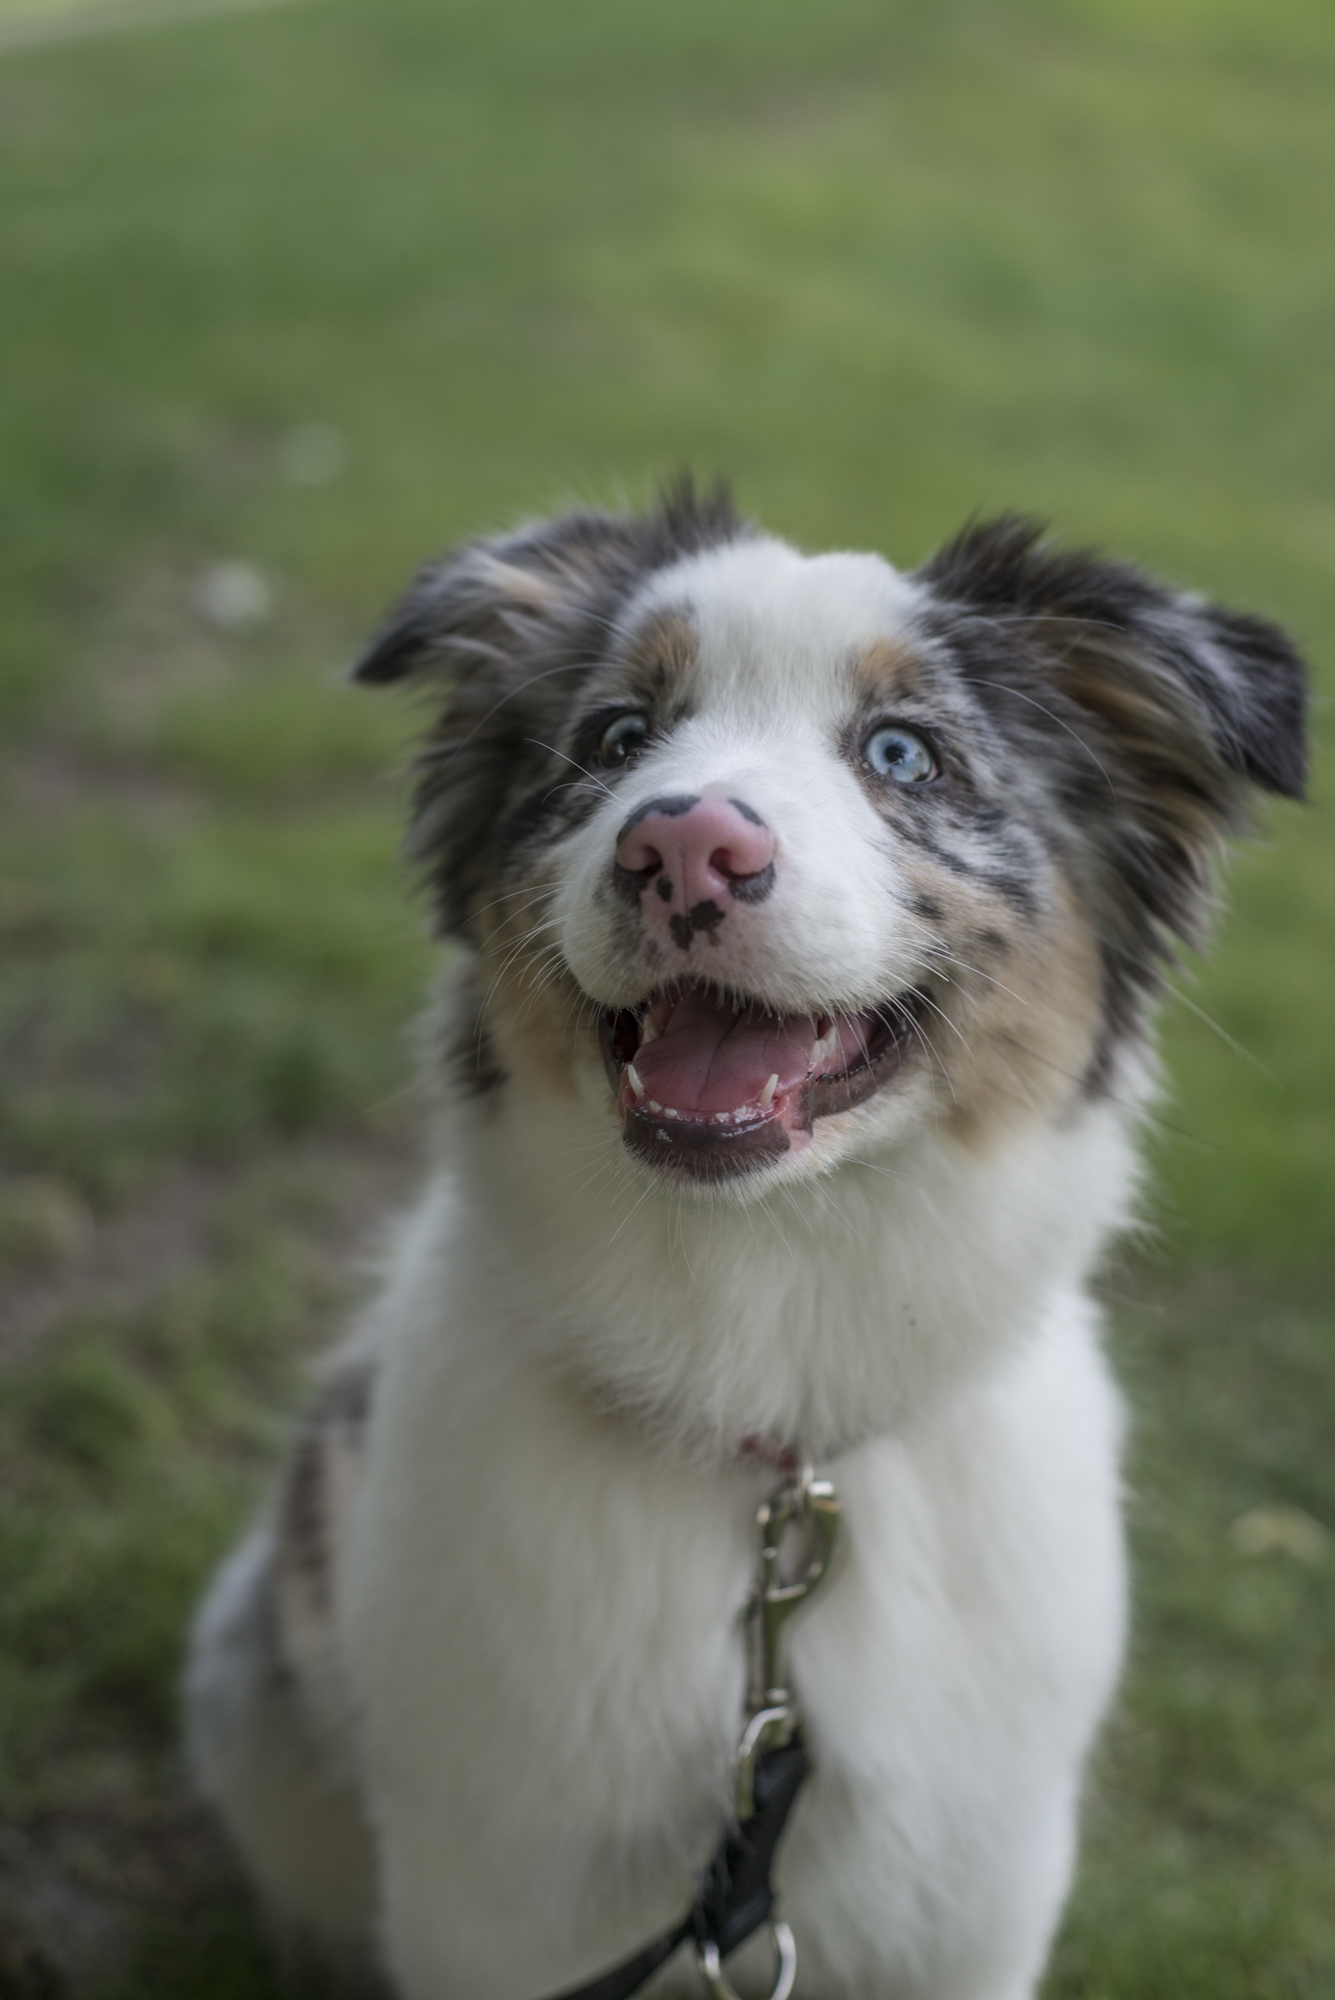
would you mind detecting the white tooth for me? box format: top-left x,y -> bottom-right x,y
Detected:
808,1027 -> 838,1068
640,1016 -> 660,1044
626,1063 -> 646,1102
759,1073 -> 778,1107
665,1107 -> 681,1120
649,1099 -> 663,1114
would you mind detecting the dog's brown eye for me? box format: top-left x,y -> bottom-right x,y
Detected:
597,713 -> 650,767
864,725 -> 936,784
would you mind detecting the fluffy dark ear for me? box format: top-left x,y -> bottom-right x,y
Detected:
916,515 -> 1309,1076
352,478 -> 746,937
919,514 -> 1306,798
353,476 -> 744,688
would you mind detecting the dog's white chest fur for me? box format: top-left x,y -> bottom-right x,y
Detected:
185,490 -> 1306,2000
332,1104 -> 1130,2000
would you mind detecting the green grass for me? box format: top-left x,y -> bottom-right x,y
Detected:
0,0 -> 1330,1992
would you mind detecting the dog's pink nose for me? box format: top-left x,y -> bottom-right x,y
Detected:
615,794 -> 776,918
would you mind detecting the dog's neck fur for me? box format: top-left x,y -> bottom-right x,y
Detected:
436,1036 -> 1143,1464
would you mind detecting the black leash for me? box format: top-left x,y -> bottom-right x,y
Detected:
540,1466 -> 840,2000
543,1735 -> 810,2000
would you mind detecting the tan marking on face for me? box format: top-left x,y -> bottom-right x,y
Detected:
852,636 -> 930,703
600,605 -> 702,723
473,866 -> 593,1104
928,872 -> 1104,1149
623,606 -> 698,683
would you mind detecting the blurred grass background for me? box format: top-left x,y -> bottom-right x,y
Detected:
0,0 -> 1330,1993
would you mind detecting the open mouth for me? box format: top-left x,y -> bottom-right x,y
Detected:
598,982 -> 926,1179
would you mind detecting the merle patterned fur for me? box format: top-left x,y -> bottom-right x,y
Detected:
914,515 -> 1307,1088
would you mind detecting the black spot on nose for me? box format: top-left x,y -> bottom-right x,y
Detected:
667,899 -> 726,951
612,862 -> 652,908
656,875 -> 674,902
615,793 -> 700,845
728,862 -> 776,906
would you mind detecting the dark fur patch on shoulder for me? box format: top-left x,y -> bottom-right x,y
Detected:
353,477 -> 748,940
916,515 -> 1309,1090
277,1356 -> 376,1621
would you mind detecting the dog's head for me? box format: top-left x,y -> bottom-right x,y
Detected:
356,482 -> 1306,1202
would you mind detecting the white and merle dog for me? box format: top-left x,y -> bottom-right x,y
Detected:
186,484 -> 1307,2000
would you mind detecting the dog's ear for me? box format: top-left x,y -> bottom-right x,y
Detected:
352,480 -> 746,938
353,478 -> 745,689
352,546 -> 564,685
919,514 -> 1307,804
353,520 -> 625,689
917,515 -> 1309,1073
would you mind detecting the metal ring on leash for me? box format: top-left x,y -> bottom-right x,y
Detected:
697,1921 -> 797,2000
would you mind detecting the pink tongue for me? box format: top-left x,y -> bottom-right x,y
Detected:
633,991 -> 818,1115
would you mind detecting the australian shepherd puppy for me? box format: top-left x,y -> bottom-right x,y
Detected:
186,483 -> 1306,2000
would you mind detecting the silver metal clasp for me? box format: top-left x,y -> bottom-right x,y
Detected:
697,1921 -> 797,2000
734,1462 -> 841,1821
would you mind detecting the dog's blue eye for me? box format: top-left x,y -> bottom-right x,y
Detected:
864,726 -> 935,784
597,713 -> 650,767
